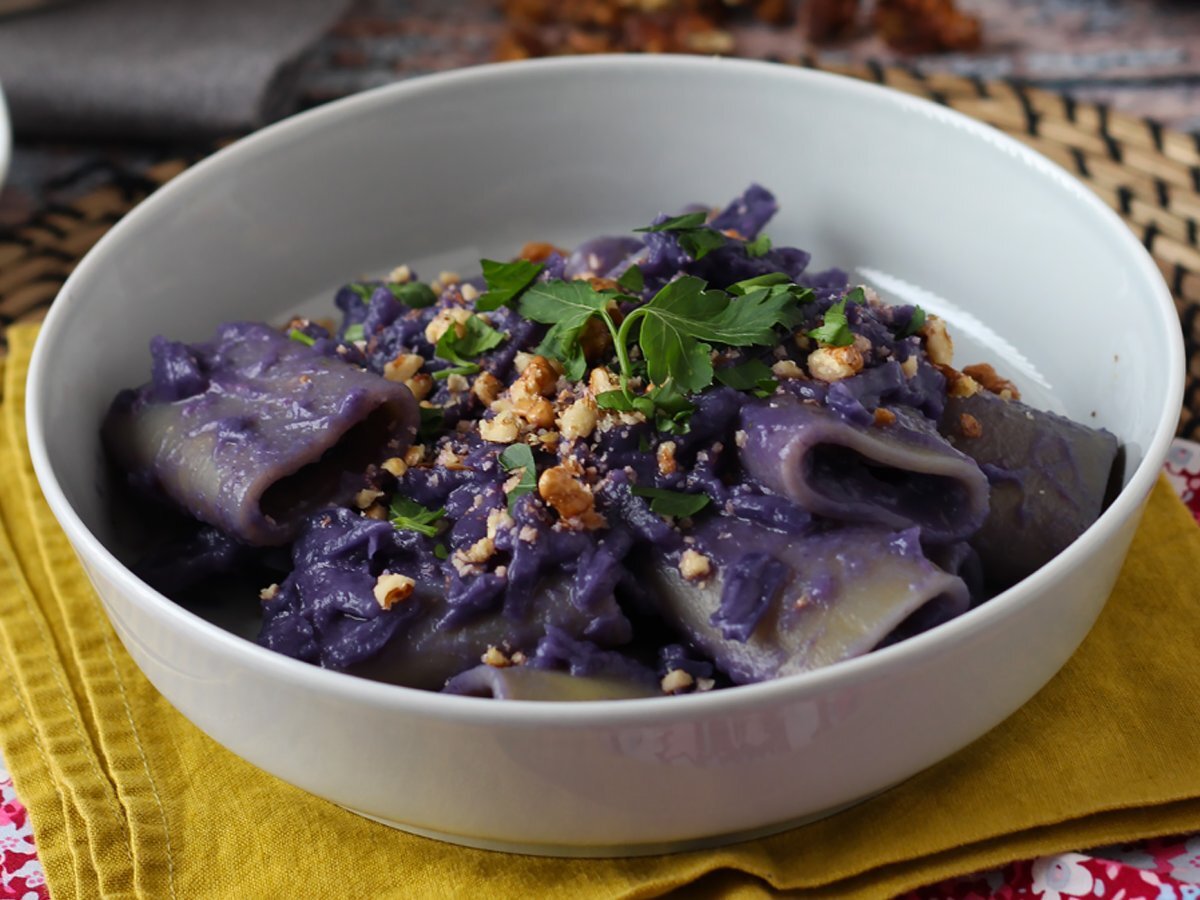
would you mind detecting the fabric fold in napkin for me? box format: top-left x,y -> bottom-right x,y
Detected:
0,0 -> 352,140
1,321 -> 1199,899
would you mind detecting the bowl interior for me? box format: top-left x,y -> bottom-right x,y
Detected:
30,56 -> 1178,646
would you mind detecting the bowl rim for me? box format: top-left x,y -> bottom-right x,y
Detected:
24,54 -> 1185,726
0,79 -> 10,192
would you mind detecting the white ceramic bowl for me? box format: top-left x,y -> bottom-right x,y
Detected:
0,79 -> 10,189
26,57 -> 1183,856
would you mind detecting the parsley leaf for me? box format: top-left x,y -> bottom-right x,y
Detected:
518,280 -> 617,381
744,234 -> 772,257
388,281 -> 438,309
631,486 -> 710,518
343,323 -> 365,343
617,264 -> 644,293
348,283 -> 374,303
434,315 -> 506,376
634,211 -> 726,261
715,358 -> 776,397
899,305 -> 927,338
476,259 -> 544,312
417,406 -> 443,440
389,497 -> 445,537
498,444 -> 538,512
808,289 -> 862,348
288,328 -> 316,347
634,212 -> 708,232
434,544 -> 449,560
727,272 -> 791,295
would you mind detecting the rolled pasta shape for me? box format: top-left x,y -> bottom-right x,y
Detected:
105,323 -> 418,546
941,391 -> 1120,588
644,516 -> 970,684
443,665 -> 659,701
739,396 -> 989,543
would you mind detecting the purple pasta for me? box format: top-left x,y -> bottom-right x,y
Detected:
106,184 -> 1121,699
105,322 -> 418,546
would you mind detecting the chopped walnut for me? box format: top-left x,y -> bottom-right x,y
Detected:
588,366 -> 618,396
459,536 -> 496,565
424,307 -> 472,345
258,583 -> 279,602
460,283 -> 480,302
515,395 -> 556,429
661,668 -> 695,694
513,354 -> 559,399
558,396 -> 598,441
959,412 -> 983,439
771,359 -> 806,380
388,264 -> 412,284
405,374 -> 434,402
873,407 -> 897,427
381,457 -> 408,478
373,572 -> 415,610
404,445 -> 426,466
445,373 -> 470,394
537,465 -> 594,519
518,525 -> 539,543
734,429 -> 748,448
900,355 -> 919,379
808,345 -> 864,383
482,645 -> 512,668
962,363 -> 1021,401
473,371 -> 502,406
518,241 -> 566,262
480,410 -> 521,444
383,353 -> 424,384
679,549 -> 711,581
657,441 -> 678,475
487,507 -> 514,540
354,488 -> 384,510
920,315 -> 954,367
364,504 -> 389,521
947,372 -> 981,398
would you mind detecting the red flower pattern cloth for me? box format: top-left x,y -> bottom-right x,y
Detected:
4,440 -> 1199,900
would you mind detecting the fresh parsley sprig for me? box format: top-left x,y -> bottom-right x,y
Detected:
389,497 -> 445,537
630,486 -> 711,518
433,315 -> 506,379
475,259 -> 544,312
348,281 -> 438,309
516,273 -> 808,422
498,444 -> 538,512
807,288 -> 865,348
635,212 -> 726,261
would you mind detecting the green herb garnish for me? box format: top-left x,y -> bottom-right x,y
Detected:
520,280 -> 618,381
744,234 -> 772,258
808,288 -> 863,348
498,443 -> 538,512
434,314 -> 506,377
475,258 -> 545,312
389,497 -> 445,537
899,305 -> 927,338
343,323 -> 365,343
288,328 -> 316,347
417,406 -> 444,440
715,358 -> 777,397
634,212 -> 726,261
617,264 -> 644,293
434,544 -> 450,560
727,272 -> 791,295
388,281 -> 438,309
631,486 -> 711,519
348,282 -> 374,303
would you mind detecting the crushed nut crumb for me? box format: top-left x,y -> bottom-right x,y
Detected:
807,345 -> 864,383
388,264 -> 412,283
661,669 -> 695,694
354,488 -> 384,510
771,359 -> 806,380
657,441 -> 678,475
873,408 -> 896,427
958,412 -> 983,439
381,457 -> 408,478
383,353 -> 424,384
373,572 -> 415,610
482,645 -> 511,668
538,465 -> 594,519
920,315 -> 954,367
679,549 -> 711,581
480,410 -> 521,443
258,583 -> 279,602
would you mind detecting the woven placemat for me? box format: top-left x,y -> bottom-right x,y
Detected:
2,58 -> 1197,437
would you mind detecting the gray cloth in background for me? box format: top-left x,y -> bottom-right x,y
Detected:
0,0 -> 353,140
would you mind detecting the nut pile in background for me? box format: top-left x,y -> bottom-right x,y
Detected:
495,0 -> 982,60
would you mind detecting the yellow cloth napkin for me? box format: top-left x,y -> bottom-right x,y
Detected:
2,322 -> 1200,900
